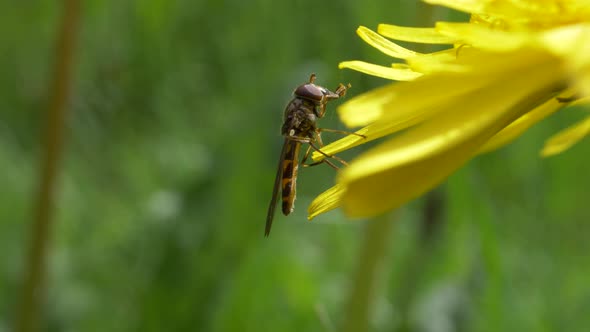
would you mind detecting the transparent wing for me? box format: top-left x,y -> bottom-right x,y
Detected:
265,139 -> 289,236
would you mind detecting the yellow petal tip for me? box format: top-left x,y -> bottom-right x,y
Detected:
307,184 -> 346,220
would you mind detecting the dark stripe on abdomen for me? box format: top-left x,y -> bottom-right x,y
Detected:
281,142 -> 300,215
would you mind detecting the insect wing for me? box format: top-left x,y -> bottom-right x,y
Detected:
265,139 -> 289,236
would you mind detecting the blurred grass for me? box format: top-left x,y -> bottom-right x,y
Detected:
1,0 -> 590,331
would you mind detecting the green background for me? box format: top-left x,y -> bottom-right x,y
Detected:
2,0 -> 590,331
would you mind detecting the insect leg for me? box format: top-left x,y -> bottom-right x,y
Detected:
308,142 -> 341,169
334,83 -> 351,97
317,103 -> 327,118
300,144 -> 313,165
301,145 -> 324,168
287,136 -> 335,167
313,130 -> 349,166
315,130 -> 324,147
289,136 -> 348,168
324,83 -> 351,101
301,142 -> 338,168
317,127 -> 367,139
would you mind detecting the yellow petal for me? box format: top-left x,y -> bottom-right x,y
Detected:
541,25 -> 590,97
425,0 -> 577,22
377,24 -> 457,44
574,70 -> 590,100
339,53 -> 563,218
407,48 -> 473,74
356,26 -> 422,59
335,82 -> 397,127
339,61 -> 423,81
313,91 -> 460,161
541,115 -> 590,157
322,49 -> 561,161
435,22 -> 530,51
571,96 -> 590,106
423,0 -> 487,15
307,184 -> 345,220
375,49 -> 551,124
311,115 -> 426,163
337,70 -> 478,128
391,63 -> 412,70
315,74 -> 470,161
478,89 -> 573,154
540,24 -> 590,58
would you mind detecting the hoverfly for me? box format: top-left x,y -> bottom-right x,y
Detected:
265,74 -> 361,236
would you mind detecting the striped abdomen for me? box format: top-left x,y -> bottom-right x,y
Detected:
281,141 -> 301,215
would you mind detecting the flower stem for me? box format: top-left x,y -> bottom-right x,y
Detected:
16,1 -> 80,331
342,212 -> 394,332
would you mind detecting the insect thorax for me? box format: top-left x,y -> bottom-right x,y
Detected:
282,97 -> 318,137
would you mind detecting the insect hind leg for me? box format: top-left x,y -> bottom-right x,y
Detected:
300,145 -> 336,170
317,127 -> 366,139
311,142 -> 348,167
301,143 -> 347,170
287,136 -> 348,169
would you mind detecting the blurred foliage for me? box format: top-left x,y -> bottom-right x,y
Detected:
2,0 -> 590,331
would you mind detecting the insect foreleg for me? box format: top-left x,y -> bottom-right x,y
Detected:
314,131 -> 324,147
334,83 -> 350,97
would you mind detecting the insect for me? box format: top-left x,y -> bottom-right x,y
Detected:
265,73 -> 360,236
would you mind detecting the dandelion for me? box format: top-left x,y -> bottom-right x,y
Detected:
308,0 -> 590,219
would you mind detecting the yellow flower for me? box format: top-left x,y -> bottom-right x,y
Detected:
308,0 -> 590,219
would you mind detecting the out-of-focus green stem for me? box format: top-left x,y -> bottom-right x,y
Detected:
16,1 -> 80,331
342,212 -> 394,332
341,3 -> 445,331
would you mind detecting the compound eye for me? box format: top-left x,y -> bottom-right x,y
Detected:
294,84 -> 324,102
